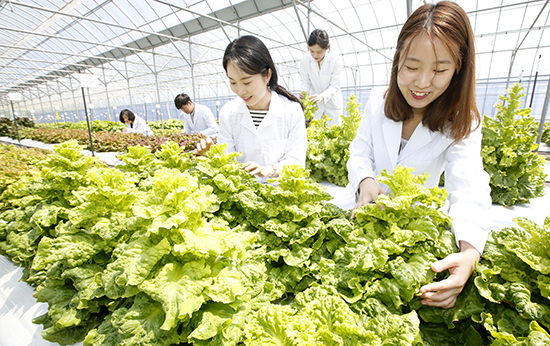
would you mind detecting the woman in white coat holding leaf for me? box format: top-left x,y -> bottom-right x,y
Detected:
196,35 -> 307,183
300,29 -> 343,126
347,2 -> 492,309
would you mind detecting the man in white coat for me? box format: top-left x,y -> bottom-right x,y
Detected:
300,29 -> 344,127
174,93 -> 219,137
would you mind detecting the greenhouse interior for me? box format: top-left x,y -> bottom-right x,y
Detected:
1,0 -> 550,345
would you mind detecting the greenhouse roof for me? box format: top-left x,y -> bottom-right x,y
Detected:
0,0 -> 549,119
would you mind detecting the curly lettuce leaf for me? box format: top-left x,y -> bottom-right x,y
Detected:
100,236 -> 170,299
84,293 -> 180,346
32,232 -> 106,272
132,167 -> 214,235
138,261 -> 211,330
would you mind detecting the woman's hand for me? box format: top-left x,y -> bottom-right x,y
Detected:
418,241 -> 480,309
351,177 -> 385,218
354,178 -> 385,208
242,161 -> 276,177
195,137 -> 213,155
310,94 -> 324,104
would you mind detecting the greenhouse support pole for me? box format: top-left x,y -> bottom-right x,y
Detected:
46,83 -> 58,125
25,90 -> 32,120
505,1 -> 549,95
352,67 -> 358,100
125,57 -> 134,111
22,96 -> 29,119
4,100 -> 10,118
536,75 -> 550,146
9,100 -> 21,144
37,87 -> 46,124
16,99 -> 23,120
307,0 -> 311,35
3,102 -> 10,119
81,87 -> 95,156
57,80 -> 67,122
527,55 -> 541,108
69,77 -> 80,122
530,71 -> 539,108
1,99 -> 7,117
28,90 -> 37,121
103,67 -> 113,121
144,99 -> 148,123
292,0 -> 308,41
165,90 -> 173,120
406,0 -> 414,16
87,91 -> 94,121
153,48 -> 164,129
189,40 -> 196,102
529,55 -> 542,108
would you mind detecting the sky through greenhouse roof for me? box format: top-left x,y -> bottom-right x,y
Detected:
0,0 -> 549,121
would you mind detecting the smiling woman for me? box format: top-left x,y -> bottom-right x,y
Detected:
195,35 -> 307,183
397,33 -> 458,141
226,60 -> 272,111
397,34 -> 457,116
347,1 -> 492,310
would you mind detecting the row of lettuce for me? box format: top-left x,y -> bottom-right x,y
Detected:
0,140 -> 550,345
0,117 -> 185,135
0,84 -> 548,207
0,118 -> 195,153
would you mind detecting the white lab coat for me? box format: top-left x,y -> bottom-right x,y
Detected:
218,90 -> 307,183
300,50 -> 344,126
125,115 -> 154,136
347,87 -> 492,254
182,104 -> 219,137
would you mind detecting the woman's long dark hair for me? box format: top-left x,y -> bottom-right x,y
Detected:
223,35 -> 302,109
385,1 -> 479,143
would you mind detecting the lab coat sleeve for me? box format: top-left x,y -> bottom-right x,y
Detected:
218,105 -> 237,153
319,55 -> 342,102
129,117 -> 153,136
182,112 -> 193,134
444,126 -> 493,255
200,107 -> 219,137
300,55 -> 312,94
141,117 -> 154,136
274,102 -> 307,172
346,89 -> 382,192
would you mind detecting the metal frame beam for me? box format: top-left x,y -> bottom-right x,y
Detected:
1,0 -> 299,96
294,0 -> 392,62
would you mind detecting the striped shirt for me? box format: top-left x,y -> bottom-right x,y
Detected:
250,109 -> 267,128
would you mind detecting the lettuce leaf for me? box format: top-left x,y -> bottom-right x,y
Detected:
138,261 -> 211,330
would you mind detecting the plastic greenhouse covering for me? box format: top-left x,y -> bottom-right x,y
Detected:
0,0 -> 549,124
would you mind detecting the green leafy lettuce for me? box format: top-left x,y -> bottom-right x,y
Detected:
306,94 -> 362,186
481,83 -> 547,205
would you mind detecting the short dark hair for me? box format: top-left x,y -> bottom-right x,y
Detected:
307,29 -> 330,50
174,93 -> 191,109
119,109 -> 135,123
